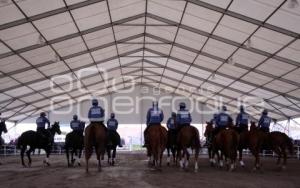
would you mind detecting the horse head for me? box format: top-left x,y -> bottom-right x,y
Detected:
51,121 -> 62,135
204,121 -> 214,137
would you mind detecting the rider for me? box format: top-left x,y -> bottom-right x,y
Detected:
176,102 -> 192,131
210,113 -> 218,127
36,112 -> 51,142
88,99 -> 106,130
235,105 -> 249,133
143,101 -> 164,147
215,106 -> 233,135
258,109 -> 271,133
70,115 -> 84,136
107,113 -> 122,147
167,112 -> 177,131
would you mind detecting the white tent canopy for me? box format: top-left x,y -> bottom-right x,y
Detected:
0,0 -> 300,123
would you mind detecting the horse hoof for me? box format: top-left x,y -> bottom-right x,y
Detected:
78,163 -> 81,167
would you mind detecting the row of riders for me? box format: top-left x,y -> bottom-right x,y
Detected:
0,100 -> 294,172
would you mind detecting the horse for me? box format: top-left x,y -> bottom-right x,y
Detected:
177,125 -> 201,172
106,130 -> 119,166
84,122 -> 107,173
212,125 -> 239,171
248,122 -> 294,170
204,122 -> 215,166
17,122 -> 61,167
166,129 -> 178,166
268,131 -> 294,170
146,125 -> 168,170
0,120 -> 8,165
236,126 -> 249,168
65,130 -> 84,167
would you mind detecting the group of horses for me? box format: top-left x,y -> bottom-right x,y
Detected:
204,121 -> 294,171
0,120 -> 295,174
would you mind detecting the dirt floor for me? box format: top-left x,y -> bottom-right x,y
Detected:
0,152 -> 299,188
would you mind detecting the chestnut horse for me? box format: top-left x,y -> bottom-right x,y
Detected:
212,125 -> 239,171
249,122 -> 293,170
146,125 -> 168,170
204,122 -> 215,166
84,122 -> 107,173
177,125 -> 201,172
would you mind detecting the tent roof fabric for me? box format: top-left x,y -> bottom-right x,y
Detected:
0,0 -> 300,122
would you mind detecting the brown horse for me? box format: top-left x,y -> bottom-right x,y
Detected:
248,122 -> 294,170
146,125 -> 168,170
212,126 -> 239,171
177,125 -> 201,172
236,127 -> 249,168
204,122 -> 215,166
84,122 -> 107,173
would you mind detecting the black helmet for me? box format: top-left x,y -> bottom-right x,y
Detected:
240,105 -> 244,112
111,113 -> 115,118
263,109 -> 268,115
171,112 -> 176,117
152,101 -> 158,107
73,114 -> 78,120
222,105 -> 227,111
40,112 -> 46,117
179,102 -> 186,109
92,99 -> 98,106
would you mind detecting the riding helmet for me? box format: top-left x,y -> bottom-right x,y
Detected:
179,102 -> 186,109
73,114 -> 78,120
152,101 -> 158,107
171,112 -> 176,117
111,113 -> 115,118
40,112 -> 46,117
92,99 -> 98,106
222,105 -> 227,111
263,109 -> 268,115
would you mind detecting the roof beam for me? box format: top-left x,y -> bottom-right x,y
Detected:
187,0 -> 300,38
0,0 -> 106,31
143,58 -> 300,114
0,13 -> 145,60
147,13 -> 300,68
144,47 -> 300,102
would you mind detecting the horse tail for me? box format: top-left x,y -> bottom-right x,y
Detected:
16,136 -> 22,149
193,127 -> 201,148
285,134 -> 294,155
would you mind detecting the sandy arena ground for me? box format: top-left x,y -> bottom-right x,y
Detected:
0,152 -> 299,188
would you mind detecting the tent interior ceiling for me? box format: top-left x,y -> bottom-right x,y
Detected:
0,0 -> 300,123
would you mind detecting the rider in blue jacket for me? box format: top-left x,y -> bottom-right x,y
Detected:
88,99 -> 105,125
107,113 -> 122,147
258,109 -> 271,133
215,106 -> 233,135
176,102 -> 192,131
70,114 -> 84,135
143,101 -> 164,147
235,105 -> 249,133
36,112 -> 51,143
167,112 -> 177,131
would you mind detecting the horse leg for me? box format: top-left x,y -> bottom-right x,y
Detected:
185,148 -> 190,168
44,149 -> 50,166
96,146 -> 102,172
194,147 -> 199,172
167,148 -> 171,166
26,147 -> 33,167
77,149 -> 82,166
107,147 -> 111,165
66,147 -> 71,167
239,148 -> 245,167
21,146 -> 26,167
282,148 -> 287,170
112,147 -> 116,166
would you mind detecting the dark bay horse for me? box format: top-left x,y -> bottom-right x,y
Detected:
0,120 -> 8,165
204,122 -> 215,166
248,122 -> 293,170
146,125 -> 168,170
106,130 -> 119,166
177,125 -> 201,172
84,122 -> 107,173
166,129 -> 178,166
17,122 -> 61,167
65,130 -> 84,167
236,127 -> 249,168
212,126 -> 239,171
